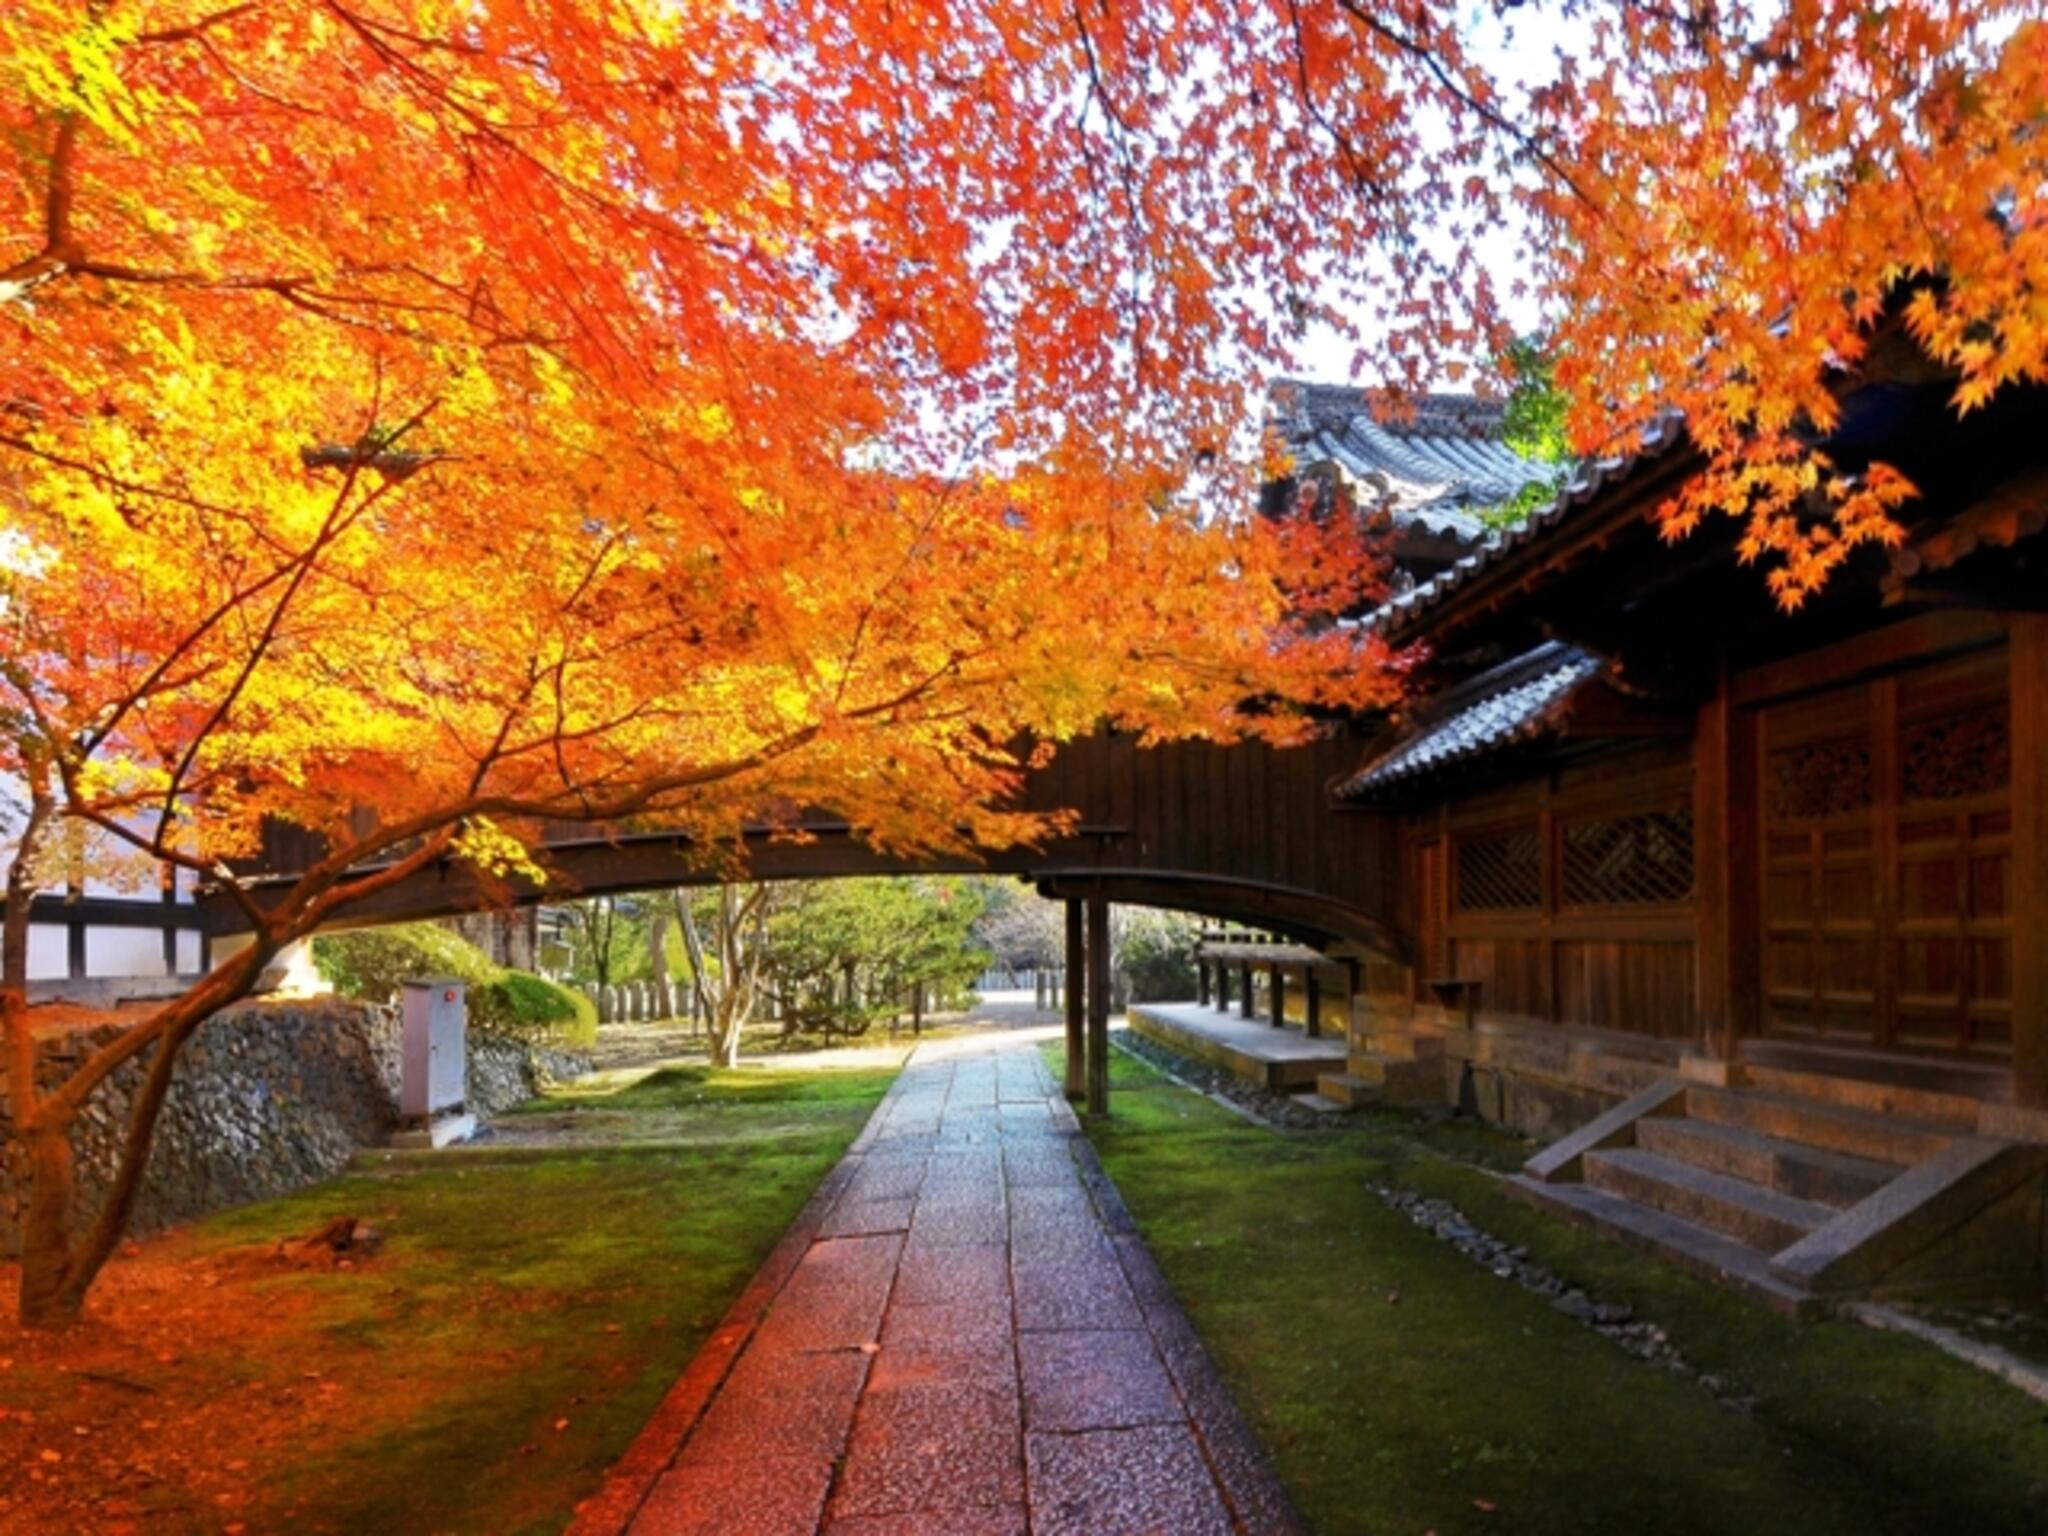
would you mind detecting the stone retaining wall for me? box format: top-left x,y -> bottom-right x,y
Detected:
1,997 -> 588,1257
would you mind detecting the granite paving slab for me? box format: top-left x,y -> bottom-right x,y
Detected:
584,1027 -> 1302,1536
1026,1424 -> 1235,1536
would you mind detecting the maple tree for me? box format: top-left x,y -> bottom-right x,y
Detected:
2,0 -> 2041,1328
0,0 -> 1395,1330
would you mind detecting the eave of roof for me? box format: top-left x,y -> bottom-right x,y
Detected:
1336,640 -> 1604,800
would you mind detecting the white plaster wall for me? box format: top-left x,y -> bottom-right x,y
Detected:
86,926 -> 168,979
177,929 -> 203,975
209,933 -> 328,994
26,924 -> 68,981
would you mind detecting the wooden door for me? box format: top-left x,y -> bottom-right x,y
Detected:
1892,657 -> 2013,1055
1757,648 -> 2012,1057
1761,682 -> 1880,1043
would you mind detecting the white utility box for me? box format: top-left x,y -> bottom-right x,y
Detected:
400,977 -> 469,1123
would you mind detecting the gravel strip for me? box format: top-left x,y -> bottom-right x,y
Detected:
1370,1184 -> 1757,1412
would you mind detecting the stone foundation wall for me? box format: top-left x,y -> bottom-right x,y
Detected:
1438,1017 -> 1683,1144
1,997 -> 588,1257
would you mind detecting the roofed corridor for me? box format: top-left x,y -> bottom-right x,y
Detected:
581,1029 -> 1297,1536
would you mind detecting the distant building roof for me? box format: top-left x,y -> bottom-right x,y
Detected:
1270,379 -> 1553,543
1337,640 -> 1604,798
1367,410 -> 1689,637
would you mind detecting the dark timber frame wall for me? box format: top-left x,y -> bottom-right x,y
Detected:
1398,740 -> 1700,1041
1363,607 -> 2046,1119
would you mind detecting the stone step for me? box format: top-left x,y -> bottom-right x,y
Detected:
1685,1086 -> 1956,1167
1507,1175 -> 1820,1317
1352,1031 -> 1445,1064
1634,1117 -> 1901,1209
1344,1050 -> 1442,1080
1316,1072 -> 1383,1107
1334,1053 -> 1442,1108
1583,1147 -> 1836,1253
1739,1057 -> 1990,1132
1289,1091 -> 1352,1115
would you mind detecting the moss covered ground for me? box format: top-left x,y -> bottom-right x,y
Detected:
1,1058 -> 898,1535
1064,1043 -> 2048,1536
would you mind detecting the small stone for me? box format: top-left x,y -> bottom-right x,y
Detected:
1552,1291 -> 1598,1321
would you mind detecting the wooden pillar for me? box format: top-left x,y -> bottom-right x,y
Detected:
65,887 -> 85,980
1197,959 -> 1211,1007
2012,616 -> 2048,1107
1694,667 -> 1761,1066
1269,963 -> 1284,1027
160,877 -> 179,975
1216,961 -> 1231,1012
1305,970 -> 1322,1039
1086,894 -> 1111,1114
1239,962 -> 1254,1019
1064,901 -> 1086,1102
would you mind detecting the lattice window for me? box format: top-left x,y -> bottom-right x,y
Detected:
1767,738 -> 1872,820
1455,826 -> 1542,911
1562,809 -> 1695,906
1900,702 -> 2009,803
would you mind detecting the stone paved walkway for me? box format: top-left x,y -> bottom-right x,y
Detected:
575,1028 -> 1300,1536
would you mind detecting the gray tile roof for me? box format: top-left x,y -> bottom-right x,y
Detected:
1270,380 -> 1553,542
1369,410 -> 1689,637
1338,641 -> 1604,798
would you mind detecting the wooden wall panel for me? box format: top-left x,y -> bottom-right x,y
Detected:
1557,940 -> 1697,1038
1403,741 -> 1702,1040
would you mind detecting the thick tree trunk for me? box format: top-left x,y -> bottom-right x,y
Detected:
1,775 -> 83,1328
16,1122 -> 80,1328
12,974 -> 252,1328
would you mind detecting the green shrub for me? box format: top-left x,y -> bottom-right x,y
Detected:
313,923 -> 594,1048
313,923 -> 497,1000
1121,911 -> 1199,1003
474,971 -> 598,1048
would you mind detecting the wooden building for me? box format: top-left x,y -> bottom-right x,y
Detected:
1256,344 -> 2048,1312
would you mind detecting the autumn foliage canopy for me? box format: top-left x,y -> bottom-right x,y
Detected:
0,0 -> 2044,1322
4,0 -> 2045,878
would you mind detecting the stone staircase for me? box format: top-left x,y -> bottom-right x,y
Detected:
1509,1062 -> 2048,1315
1317,1030 -> 1444,1109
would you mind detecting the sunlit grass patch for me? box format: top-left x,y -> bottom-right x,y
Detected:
1,1050 -> 899,1536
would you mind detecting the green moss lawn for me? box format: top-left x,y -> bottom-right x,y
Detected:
1066,1042 -> 2048,1536
1,1057 -> 897,1536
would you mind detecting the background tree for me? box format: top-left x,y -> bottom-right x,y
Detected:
557,898 -> 643,992
972,885 -> 1066,984
674,885 -> 774,1070
1117,909 -> 1202,1005
759,878 -> 984,1041
646,903 -> 675,1023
